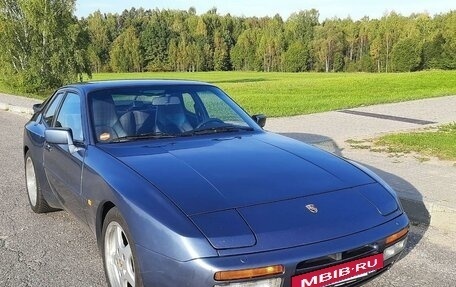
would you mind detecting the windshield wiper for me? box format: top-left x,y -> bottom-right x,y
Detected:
181,125 -> 254,136
112,132 -> 176,142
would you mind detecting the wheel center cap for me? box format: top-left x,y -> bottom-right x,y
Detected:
116,258 -> 124,269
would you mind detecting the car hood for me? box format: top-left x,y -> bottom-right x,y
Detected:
101,133 -> 399,251
101,133 -> 377,215
199,183 -> 400,254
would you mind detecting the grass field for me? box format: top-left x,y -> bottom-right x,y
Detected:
374,123 -> 456,161
2,70 -> 456,117
92,71 -> 456,117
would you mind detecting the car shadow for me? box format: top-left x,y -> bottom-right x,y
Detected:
280,132 -> 430,256
280,132 -> 344,157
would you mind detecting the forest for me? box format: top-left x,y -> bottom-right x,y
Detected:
84,7 -> 456,74
0,0 -> 455,92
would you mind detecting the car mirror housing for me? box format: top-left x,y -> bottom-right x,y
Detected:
32,103 -> 43,114
252,114 -> 267,128
45,128 -> 78,153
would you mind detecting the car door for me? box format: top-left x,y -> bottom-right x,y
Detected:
43,91 -> 87,222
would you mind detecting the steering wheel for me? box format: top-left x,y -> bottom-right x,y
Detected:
196,118 -> 224,129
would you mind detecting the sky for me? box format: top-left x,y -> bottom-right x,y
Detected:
75,0 -> 455,20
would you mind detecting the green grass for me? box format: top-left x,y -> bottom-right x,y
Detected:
2,70 -> 456,117
0,80 -> 53,99
374,123 -> 456,161
91,71 -> 456,117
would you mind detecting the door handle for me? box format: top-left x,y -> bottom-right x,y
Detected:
45,143 -> 52,151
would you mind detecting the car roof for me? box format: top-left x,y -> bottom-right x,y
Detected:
62,80 -> 213,94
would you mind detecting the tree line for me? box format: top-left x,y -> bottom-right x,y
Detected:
86,7 -> 456,74
0,1 -> 455,92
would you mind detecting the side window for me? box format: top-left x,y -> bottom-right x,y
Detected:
43,93 -> 64,126
182,93 -> 196,114
54,92 -> 83,142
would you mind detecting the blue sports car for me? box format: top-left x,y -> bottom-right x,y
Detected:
23,80 -> 409,287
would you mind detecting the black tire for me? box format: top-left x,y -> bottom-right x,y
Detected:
24,151 -> 55,213
102,207 -> 144,287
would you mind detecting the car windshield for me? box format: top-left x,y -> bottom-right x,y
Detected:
89,84 -> 255,143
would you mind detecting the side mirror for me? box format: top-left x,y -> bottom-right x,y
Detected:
252,114 -> 267,128
45,128 -> 78,153
33,103 -> 43,114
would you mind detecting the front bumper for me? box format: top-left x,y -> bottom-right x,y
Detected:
137,213 -> 408,287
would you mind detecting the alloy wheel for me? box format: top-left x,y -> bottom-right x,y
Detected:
25,157 -> 37,207
104,222 -> 135,287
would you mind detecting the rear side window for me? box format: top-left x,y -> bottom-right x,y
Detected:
54,92 -> 83,142
43,93 -> 64,126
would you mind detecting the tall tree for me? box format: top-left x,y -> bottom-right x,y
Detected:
391,37 -> 422,72
214,31 -> 231,71
313,19 -> 345,72
284,9 -> 319,71
141,10 -> 172,71
341,18 -> 359,70
283,41 -> 309,72
439,11 -> 456,69
110,26 -> 141,72
86,11 -> 110,72
380,12 -> 405,72
231,29 -> 260,71
0,0 -> 91,92
257,14 -> 285,72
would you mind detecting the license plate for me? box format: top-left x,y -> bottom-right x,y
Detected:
291,254 -> 383,287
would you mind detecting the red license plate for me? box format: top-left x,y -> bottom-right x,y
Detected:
291,254 -> 383,287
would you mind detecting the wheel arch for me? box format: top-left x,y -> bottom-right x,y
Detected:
96,201 -> 116,251
24,145 -> 29,157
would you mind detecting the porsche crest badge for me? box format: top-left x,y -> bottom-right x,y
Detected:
305,204 -> 318,214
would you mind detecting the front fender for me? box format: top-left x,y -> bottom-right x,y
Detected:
82,145 -> 217,262
23,119 -> 62,209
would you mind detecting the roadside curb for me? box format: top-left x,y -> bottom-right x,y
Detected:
0,102 -> 34,115
0,92 -> 41,116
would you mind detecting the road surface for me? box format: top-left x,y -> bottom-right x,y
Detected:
0,110 -> 454,287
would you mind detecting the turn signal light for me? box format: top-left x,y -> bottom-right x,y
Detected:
214,265 -> 284,281
385,227 -> 409,245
